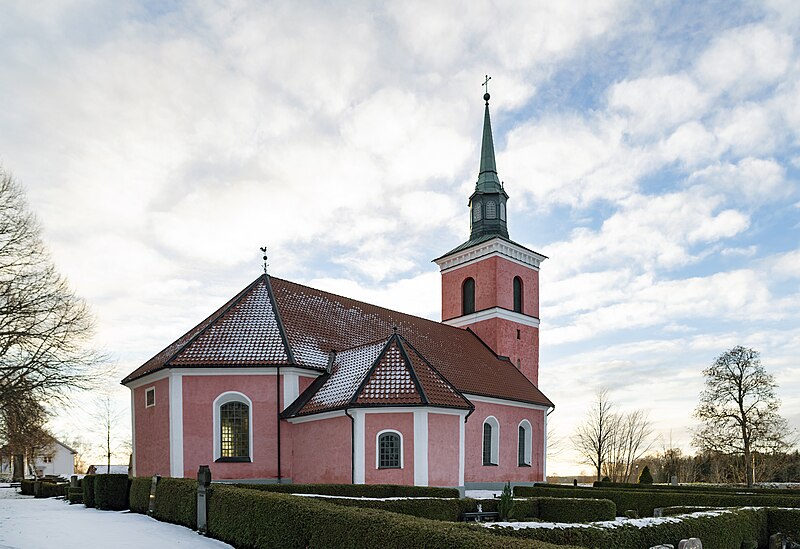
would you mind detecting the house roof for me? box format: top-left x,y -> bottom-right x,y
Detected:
283,334 -> 473,417
122,274 -> 553,409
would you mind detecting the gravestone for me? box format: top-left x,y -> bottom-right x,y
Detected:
649,545 -> 674,549
678,538 -> 702,549
671,475 -> 678,485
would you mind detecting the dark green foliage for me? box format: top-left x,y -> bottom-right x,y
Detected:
82,474 -> 96,508
638,465 -> 653,484
153,477 -> 196,529
515,484 -> 800,517
538,497 -> 615,522
767,508 -> 800,540
20,479 -> 35,495
128,477 -> 152,514
601,476 -> 611,482
498,482 -> 515,520
38,482 -> 67,498
233,482 -> 459,498
68,487 -> 84,504
486,507 -> 770,549
207,485 -> 580,549
591,480 -> 800,495
94,474 -> 130,511
317,496 -> 466,521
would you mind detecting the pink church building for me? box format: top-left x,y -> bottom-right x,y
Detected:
122,91 -> 553,491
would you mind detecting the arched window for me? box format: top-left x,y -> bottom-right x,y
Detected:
472,201 -> 482,222
377,430 -> 402,469
518,420 -> 532,466
486,201 -> 497,219
213,392 -> 253,462
513,276 -> 523,313
482,416 -> 499,466
462,278 -> 475,315
499,202 -> 506,221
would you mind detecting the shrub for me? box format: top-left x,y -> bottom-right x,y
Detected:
39,482 -> 67,498
129,477 -> 153,514
68,487 -> 84,504
95,474 -> 130,511
153,477 -> 196,529
514,484 -> 800,517
317,496 -> 465,521
82,474 -> 96,508
232,482 -> 459,499
767,508 -> 800,540
498,482 -> 515,520
20,479 -> 35,495
207,485 -> 579,549
485,507 -> 768,549
638,465 -> 653,484
538,497 -> 615,523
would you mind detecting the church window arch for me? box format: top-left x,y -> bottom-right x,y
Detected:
462,278 -> 475,315
376,430 -> 403,469
513,276 -> 523,313
472,201 -> 482,222
499,202 -> 506,221
486,201 -> 497,219
518,420 -> 532,466
213,392 -> 252,462
482,416 -> 500,466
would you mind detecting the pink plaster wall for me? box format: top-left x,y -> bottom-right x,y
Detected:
290,415 -> 351,484
441,256 -> 539,320
133,378 -> 170,477
182,375 -> 278,480
441,255 -> 541,385
298,375 -> 316,394
464,401 -> 545,483
364,413 -> 414,485
427,413 -> 460,486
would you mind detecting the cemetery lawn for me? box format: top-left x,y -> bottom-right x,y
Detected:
0,485 -> 233,549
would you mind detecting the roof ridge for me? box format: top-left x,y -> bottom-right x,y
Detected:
397,334 -> 472,409
393,335 -> 428,405
264,274 -> 296,364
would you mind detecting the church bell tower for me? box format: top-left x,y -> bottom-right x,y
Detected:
434,88 -> 546,386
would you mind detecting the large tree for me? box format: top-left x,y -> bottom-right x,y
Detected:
692,346 -> 793,486
0,169 -> 102,453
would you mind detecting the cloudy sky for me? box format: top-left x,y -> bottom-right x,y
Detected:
1,0 -> 799,474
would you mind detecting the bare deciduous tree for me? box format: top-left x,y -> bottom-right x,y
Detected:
0,169 -> 104,447
692,346 -> 794,486
572,389 -> 618,481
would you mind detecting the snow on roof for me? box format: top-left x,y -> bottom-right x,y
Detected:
123,274 -> 553,409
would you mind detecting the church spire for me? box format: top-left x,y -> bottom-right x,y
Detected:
468,81 -> 509,240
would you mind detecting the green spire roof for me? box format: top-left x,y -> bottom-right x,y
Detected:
476,94 -> 502,193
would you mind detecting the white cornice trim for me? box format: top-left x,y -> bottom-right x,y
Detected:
464,394 -> 552,411
124,367 -> 321,388
435,237 -> 546,273
285,410 -> 347,424
443,307 -> 540,328
125,370 -> 170,389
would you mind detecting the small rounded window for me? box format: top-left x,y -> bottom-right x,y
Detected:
472,202 -> 482,222
486,201 -> 497,219
499,202 -> 506,221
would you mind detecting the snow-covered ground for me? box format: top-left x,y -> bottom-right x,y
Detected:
0,485 -> 233,549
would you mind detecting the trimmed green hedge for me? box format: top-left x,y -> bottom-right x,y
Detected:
129,477 -> 152,514
486,507 -> 768,549
516,485 -> 800,517
20,480 -> 35,495
153,477 -> 196,529
82,474 -> 96,508
767,508 -> 800,540
233,482 -> 460,499
95,474 -> 130,511
207,485 -> 580,549
39,482 -> 67,498
317,496 -> 466,521
591,480 -> 800,496
68,487 -> 84,504
538,497 -> 615,523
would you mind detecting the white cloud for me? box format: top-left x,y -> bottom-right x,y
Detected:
688,157 -> 788,204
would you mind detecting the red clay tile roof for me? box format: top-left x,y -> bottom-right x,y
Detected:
122,275 -> 554,410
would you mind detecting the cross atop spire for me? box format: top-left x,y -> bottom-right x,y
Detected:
482,74 -> 492,102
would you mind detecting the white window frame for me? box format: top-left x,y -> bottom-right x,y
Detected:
518,419 -> 532,466
375,429 -> 404,469
213,391 -> 253,462
483,416 -> 500,466
145,387 -> 156,408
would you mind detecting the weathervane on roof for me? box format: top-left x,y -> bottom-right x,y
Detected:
482,74 -> 491,103
260,246 -> 269,274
